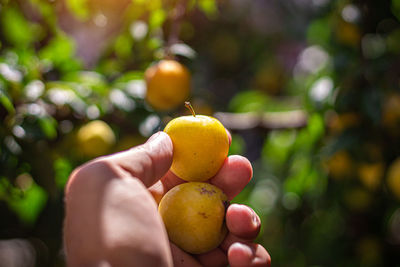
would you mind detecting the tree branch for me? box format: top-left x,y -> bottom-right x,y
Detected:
213,110 -> 308,130
165,0 -> 188,58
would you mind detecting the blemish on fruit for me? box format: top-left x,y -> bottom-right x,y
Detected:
199,187 -> 216,195
198,212 -> 208,218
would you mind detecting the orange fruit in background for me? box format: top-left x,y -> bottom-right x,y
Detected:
145,60 -> 191,111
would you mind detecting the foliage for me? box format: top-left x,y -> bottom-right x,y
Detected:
1,0 -> 400,266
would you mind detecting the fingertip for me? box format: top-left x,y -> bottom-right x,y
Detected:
230,155 -> 253,181
210,155 -> 253,200
228,242 -> 253,267
226,204 -> 261,240
108,131 -> 174,187
228,243 -> 271,267
145,131 -> 173,154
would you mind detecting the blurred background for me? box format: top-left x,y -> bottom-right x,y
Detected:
1,0 -> 400,266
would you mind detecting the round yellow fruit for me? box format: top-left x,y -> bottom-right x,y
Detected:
387,158 -> 400,199
145,60 -> 190,111
158,182 -> 228,254
76,120 -> 116,158
164,111 -> 229,182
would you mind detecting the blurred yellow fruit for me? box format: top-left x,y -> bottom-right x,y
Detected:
382,93 -> 400,129
326,150 -> 353,180
344,187 -> 372,212
387,158 -> 400,199
145,60 -> 191,111
336,20 -> 361,47
76,120 -> 116,158
158,182 -> 228,254
358,162 -> 384,191
327,112 -> 359,135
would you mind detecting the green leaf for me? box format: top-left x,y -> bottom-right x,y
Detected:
262,130 -> 297,169
65,0 -> 90,20
149,9 -> 166,29
307,18 -> 331,48
392,0 -> 400,21
63,71 -> 108,95
39,34 -> 80,72
0,81 -> 15,114
198,0 -> 218,19
115,35 -> 134,58
1,7 -> 35,48
38,117 -> 58,139
54,158 -> 73,189
229,91 -> 269,113
8,178 -> 48,225
113,71 -> 144,84
229,134 -> 246,155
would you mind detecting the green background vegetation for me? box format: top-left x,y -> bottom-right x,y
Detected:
1,0 -> 400,266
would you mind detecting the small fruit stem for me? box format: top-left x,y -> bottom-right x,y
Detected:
185,101 -> 196,117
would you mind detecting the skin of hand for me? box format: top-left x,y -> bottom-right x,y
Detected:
64,131 -> 271,267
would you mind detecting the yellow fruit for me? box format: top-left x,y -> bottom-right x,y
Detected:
76,120 -> 116,158
145,60 -> 191,111
336,20 -> 361,47
382,93 -> 400,129
158,182 -> 228,254
164,104 -> 229,181
325,150 -> 353,180
387,158 -> 400,199
358,162 -> 384,191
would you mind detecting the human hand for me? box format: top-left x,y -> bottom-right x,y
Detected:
64,131 -> 271,267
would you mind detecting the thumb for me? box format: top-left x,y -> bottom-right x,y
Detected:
109,131 -> 173,187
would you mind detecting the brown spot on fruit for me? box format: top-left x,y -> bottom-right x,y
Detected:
199,187 -> 216,196
198,212 -> 208,219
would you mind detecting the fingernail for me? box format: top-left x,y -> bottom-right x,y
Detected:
251,210 -> 260,227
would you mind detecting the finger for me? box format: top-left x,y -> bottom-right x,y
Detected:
150,155 -> 252,202
226,204 -> 261,240
228,242 -> 271,267
210,155 -> 253,200
149,170 -> 185,203
195,247 -> 228,267
170,243 -> 202,267
108,131 -> 173,187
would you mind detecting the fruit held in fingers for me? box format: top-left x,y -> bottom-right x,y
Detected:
158,182 -> 228,254
164,102 -> 229,181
